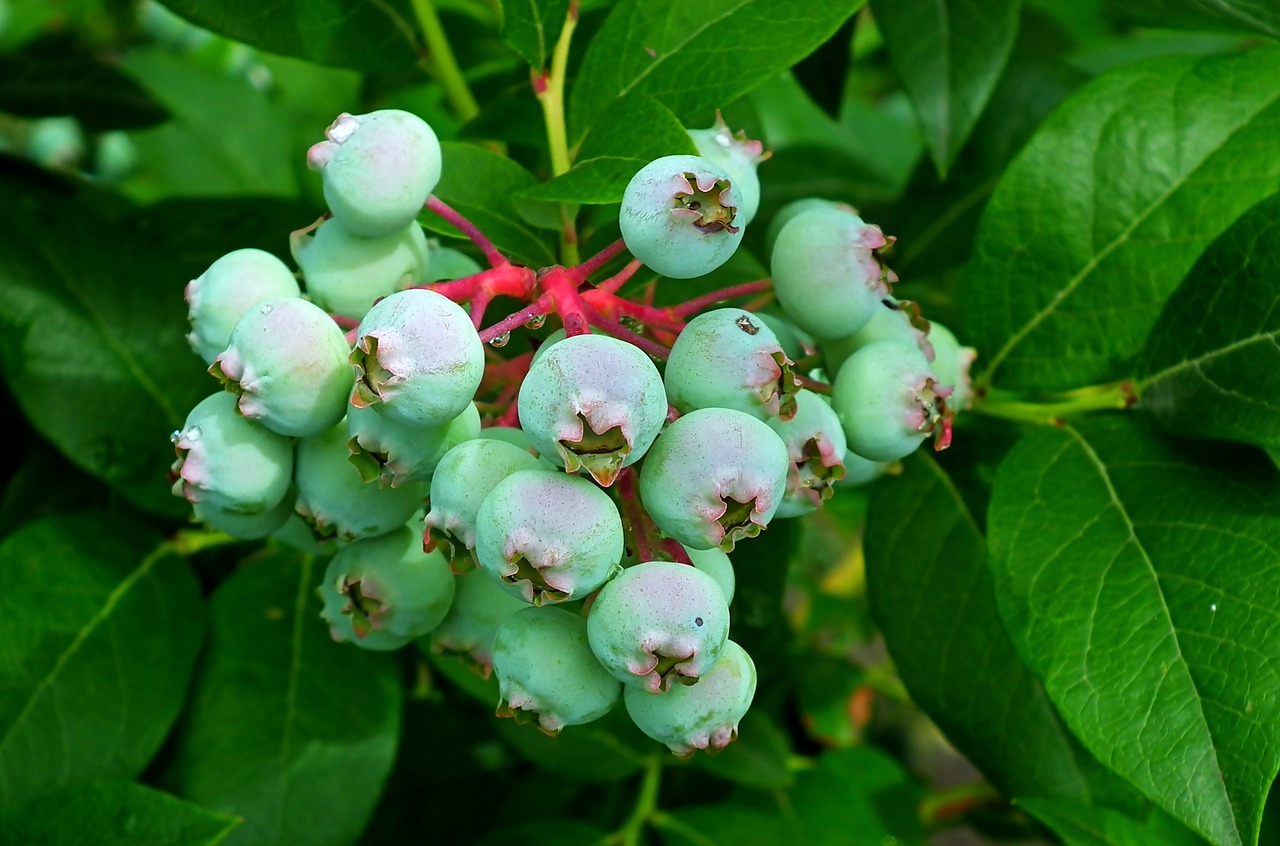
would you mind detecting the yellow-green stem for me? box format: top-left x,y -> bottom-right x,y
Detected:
973,380 -> 1135,425
614,755 -> 663,846
536,3 -> 580,264
411,0 -> 480,122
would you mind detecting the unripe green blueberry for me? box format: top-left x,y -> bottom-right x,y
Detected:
347,401 -> 480,488
293,217 -> 430,321
185,248 -> 301,364
425,568 -> 530,675
754,311 -> 813,363
350,289 -> 485,428
771,207 -> 897,340
210,298 -> 354,438
664,308 -> 801,422
193,487 -> 297,540
587,560 -> 730,693
474,470 -> 624,605
319,525 -> 456,650
685,545 -> 735,605
307,110 -> 442,237
425,239 -> 483,282
835,450 -> 891,488
832,340 -> 952,462
821,298 -> 934,377
518,334 -> 667,486
423,438 -> 543,569
619,155 -> 744,279
687,114 -> 767,225
294,421 -> 427,541
170,392 -> 293,515
638,408 -> 791,552
927,321 -> 977,412
763,197 -> 857,257
768,389 -> 848,519
624,639 -> 756,756
492,605 -> 622,734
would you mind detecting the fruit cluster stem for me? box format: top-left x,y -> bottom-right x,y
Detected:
410,0 -> 479,121
973,379 -> 1136,425
425,196 -> 508,268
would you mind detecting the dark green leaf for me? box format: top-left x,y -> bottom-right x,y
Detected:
500,0 -> 570,69
962,47 -> 1280,392
1137,192 -> 1280,450
790,746 -> 925,846
154,0 -> 419,72
121,49 -> 298,199
0,515 -> 204,809
690,709 -> 794,790
1022,796 -> 1210,846
518,156 -> 645,203
478,822 -> 610,846
871,0 -> 1021,175
421,142 -> 557,266
0,781 -> 239,846
0,37 -> 167,131
576,94 -> 696,161
495,707 -> 647,782
1107,0 -> 1280,40
865,452 -> 1134,801
0,161 -> 215,518
988,415 -> 1280,846
167,552 -> 401,846
656,803 -> 797,846
0,442 -> 117,538
569,0 -> 867,141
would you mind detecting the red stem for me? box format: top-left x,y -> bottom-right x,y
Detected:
672,278 -> 774,317
616,468 -> 654,563
425,196 -> 507,268
591,257 -> 644,295
574,238 -> 629,280
479,294 -> 553,344
797,374 -> 833,395
581,303 -> 671,360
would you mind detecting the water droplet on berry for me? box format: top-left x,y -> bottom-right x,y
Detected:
260,303 -> 273,314
185,426 -> 202,442
694,617 -> 704,627
1211,603 -> 1218,612
169,429 -> 182,443
489,332 -> 511,348
524,313 -> 547,329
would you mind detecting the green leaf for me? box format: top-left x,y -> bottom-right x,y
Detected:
0,515 -> 204,809
518,156 -> 645,203
655,804 -> 797,846
1107,0 -> 1280,40
870,0 -> 1021,176
495,707 -> 647,782
167,552 -> 401,846
1137,192 -> 1280,450
120,49 -> 298,199
0,781 -> 239,846
961,46 -> 1280,392
690,709 -> 794,790
576,94 -> 697,161
790,746 -> 925,846
988,415 -> 1280,846
421,142 -> 557,266
154,0 -> 419,72
569,0 -> 867,141
0,37 -> 167,131
500,0 -> 570,69
0,162 -> 215,518
1022,797 -> 1210,846
865,452 -> 1133,801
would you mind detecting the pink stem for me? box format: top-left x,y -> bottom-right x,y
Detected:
425,195 -> 507,268
574,238 -> 630,280
672,278 -> 774,317
592,258 -> 644,295
581,303 -> 671,360
478,294 -> 552,344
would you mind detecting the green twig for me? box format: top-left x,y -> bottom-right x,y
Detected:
972,379 -> 1137,425
411,0 -> 480,122
607,755 -> 663,846
535,2 -> 581,265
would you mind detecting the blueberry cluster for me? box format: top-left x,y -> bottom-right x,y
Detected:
169,108 -> 976,757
